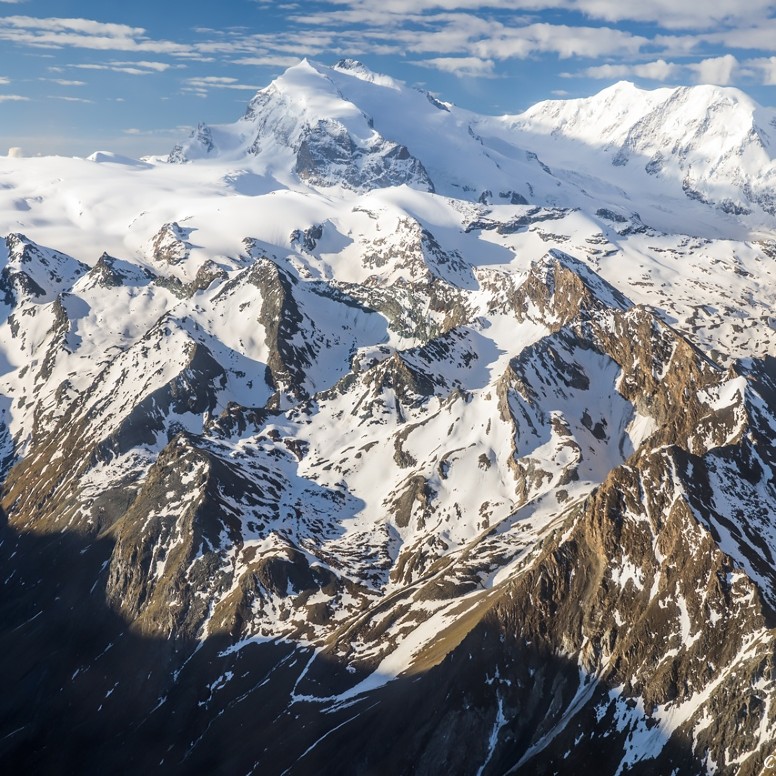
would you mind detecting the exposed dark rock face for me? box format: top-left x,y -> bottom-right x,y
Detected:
151,222 -> 194,265
167,122 -> 215,163
295,119 -> 435,192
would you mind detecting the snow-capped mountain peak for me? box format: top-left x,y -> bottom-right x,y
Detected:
503,78 -> 776,219
169,59 -> 434,193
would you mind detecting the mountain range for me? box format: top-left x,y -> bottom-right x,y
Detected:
1,59 -> 776,775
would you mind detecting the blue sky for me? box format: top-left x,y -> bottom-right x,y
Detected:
1,0 -> 775,156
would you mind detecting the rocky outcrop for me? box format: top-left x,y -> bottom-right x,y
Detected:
295,119 -> 434,192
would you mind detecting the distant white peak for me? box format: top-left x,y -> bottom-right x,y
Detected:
513,79 -> 768,155
563,79 -> 756,119
244,60 -> 365,130
595,80 -> 641,98
673,82 -> 757,108
261,58 -> 338,100
87,151 -> 149,167
513,81 -> 665,142
332,59 -> 402,90
167,123 -> 216,164
165,59 -> 433,191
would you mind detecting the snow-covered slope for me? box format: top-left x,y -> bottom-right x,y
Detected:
489,80 -> 776,226
1,61 -> 776,776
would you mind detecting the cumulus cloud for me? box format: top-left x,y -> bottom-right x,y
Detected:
689,53 -> 738,85
746,56 -> 776,84
416,56 -> 496,76
470,23 -> 648,60
706,20 -> 776,51
568,0 -> 776,30
575,58 -> 680,81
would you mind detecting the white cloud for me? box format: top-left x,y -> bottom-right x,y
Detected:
321,0 -> 776,30
567,53 -> 776,88
50,95 -> 93,103
233,56 -> 302,67
0,15 -> 192,55
0,16 -> 146,37
109,60 -> 180,72
746,56 -> 776,84
570,0 -> 776,30
416,56 -> 495,77
123,125 -> 192,136
183,76 -> 260,93
70,60 -> 182,75
576,58 -> 680,81
308,13 -> 650,62
706,20 -> 776,51
47,78 -> 86,86
689,53 -> 738,85
0,7 -> 735,85
470,23 -> 648,60
0,94 -> 29,101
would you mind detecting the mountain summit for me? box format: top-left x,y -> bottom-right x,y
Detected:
169,59 -> 434,192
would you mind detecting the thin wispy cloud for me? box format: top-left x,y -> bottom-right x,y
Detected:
123,125 -> 192,136
50,95 -> 93,103
0,15 -> 193,55
233,56 -> 302,68
69,60 -> 184,75
45,78 -> 87,86
183,76 -> 260,96
416,56 -> 496,77
321,0 -> 776,30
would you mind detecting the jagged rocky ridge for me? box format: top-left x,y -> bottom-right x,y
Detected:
1,61 -> 776,775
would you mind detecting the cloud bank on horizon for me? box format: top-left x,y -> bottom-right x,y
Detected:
0,0 -> 774,156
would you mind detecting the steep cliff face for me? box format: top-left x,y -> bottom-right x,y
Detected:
2,62 -> 776,775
